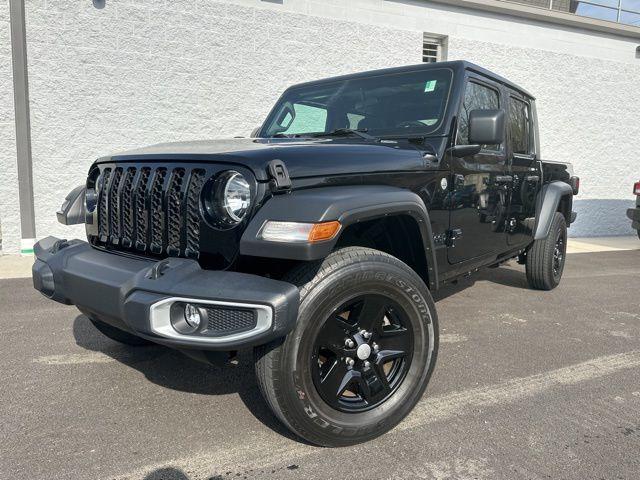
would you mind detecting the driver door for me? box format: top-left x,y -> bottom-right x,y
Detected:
448,76 -> 509,264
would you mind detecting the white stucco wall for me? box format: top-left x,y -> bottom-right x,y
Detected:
16,0 -> 420,252
0,0 -> 19,253
0,0 -> 638,252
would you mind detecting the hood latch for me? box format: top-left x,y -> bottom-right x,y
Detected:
267,159 -> 292,193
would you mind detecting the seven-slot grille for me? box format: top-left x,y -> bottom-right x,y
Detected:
95,166 -> 206,259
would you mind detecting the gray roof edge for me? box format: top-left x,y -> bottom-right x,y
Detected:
427,0 -> 640,40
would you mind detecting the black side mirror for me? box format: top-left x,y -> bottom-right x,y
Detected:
469,109 -> 505,145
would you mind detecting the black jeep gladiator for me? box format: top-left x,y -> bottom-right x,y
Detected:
33,61 -> 579,447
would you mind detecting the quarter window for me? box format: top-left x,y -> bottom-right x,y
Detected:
509,97 -> 531,155
457,81 -> 501,151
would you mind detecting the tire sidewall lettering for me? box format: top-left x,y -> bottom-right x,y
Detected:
289,262 -> 435,435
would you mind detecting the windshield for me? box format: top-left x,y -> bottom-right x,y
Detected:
262,68 -> 453,139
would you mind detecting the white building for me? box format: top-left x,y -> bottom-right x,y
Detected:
1,0 -> 639,254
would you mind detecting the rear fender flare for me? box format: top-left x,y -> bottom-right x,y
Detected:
533,181 -> 573,240
240,186 -> 438,288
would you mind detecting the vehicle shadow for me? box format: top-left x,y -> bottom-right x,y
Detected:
142,467 -> 190,480
433,262 -> 529,302
141,467 -> 231,480
70,263 -> 527,445
71,315 -> 299,443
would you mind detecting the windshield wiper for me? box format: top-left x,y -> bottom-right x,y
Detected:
311,128 -> 379,142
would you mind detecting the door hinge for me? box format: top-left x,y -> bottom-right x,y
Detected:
267,159 -> 291,193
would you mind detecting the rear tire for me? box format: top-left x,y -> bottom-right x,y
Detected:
526,212 -> 567,290
83,311 -> 153,347
254,247 -> 438,447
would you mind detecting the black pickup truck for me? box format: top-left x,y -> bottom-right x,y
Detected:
33,61 -> 579,447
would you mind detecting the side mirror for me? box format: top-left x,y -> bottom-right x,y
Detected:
469,109 -> 505,145
250,127 -> 261,138
57,185 -> 86,225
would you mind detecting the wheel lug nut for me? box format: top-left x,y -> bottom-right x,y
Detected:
373,343 -> 379,353
345,339 -> 355,348
361,330 -> 371,339
345,357 -> 355,367
364,361 -> 370,368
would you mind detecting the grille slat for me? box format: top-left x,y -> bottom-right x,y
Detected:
120,167 -> 137,248
108,168 -> 123,245
95,166 -> 203,259
185,169 -> 205,259
134,167 -> 152,251
97,168 -> 112,242
149,168 -> 167,254
166,168 -> 185,256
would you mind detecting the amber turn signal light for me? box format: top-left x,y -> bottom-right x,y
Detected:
308,221 -> 341,242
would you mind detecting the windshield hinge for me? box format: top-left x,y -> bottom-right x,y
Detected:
267,159 -> 292,193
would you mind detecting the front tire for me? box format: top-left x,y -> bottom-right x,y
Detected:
254,247 -> 438,447
526,212 -> 567,290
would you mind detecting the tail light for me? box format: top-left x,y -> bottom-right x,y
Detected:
634,181 -> 640,196
570,176 -> 580,195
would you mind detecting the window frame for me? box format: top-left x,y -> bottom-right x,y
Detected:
507,93 -> 535,158
455,76 -> 505,157
260,67 -> 456,139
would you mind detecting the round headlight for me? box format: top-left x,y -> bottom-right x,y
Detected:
219,171 -> 251,223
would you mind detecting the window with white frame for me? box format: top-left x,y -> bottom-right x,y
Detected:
422,34 -> 448,63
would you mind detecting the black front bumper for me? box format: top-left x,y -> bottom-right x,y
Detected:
32,237 -> 299,350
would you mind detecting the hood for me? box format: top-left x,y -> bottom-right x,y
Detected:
104,138 -> 428,181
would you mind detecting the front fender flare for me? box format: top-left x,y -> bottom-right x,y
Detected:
240,186 -> 438,286
533,181 -> 573,240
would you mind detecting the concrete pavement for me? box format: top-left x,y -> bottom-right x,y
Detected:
1,249 -> 639,479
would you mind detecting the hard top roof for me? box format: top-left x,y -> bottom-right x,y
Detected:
288,60 -> 534,100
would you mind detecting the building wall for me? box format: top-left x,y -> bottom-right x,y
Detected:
0,0 -> 19,253
0,0 -> 638,252
12,0 -> 420,252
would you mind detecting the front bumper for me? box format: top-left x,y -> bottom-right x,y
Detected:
32,237 -> 299,350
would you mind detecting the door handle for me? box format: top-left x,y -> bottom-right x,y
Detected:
495,175 -> 513,184
454,174 -> 465,189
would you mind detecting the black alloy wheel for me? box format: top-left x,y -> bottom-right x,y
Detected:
254,247 -> 439,447
312,295 -> 413,413
526,211 -> 568,290
552,230 -> 566,280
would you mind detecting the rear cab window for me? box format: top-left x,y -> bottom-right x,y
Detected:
508,95 -> 533,156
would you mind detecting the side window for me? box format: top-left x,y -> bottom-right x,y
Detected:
509,97 -> 531,155
457,81 -> 501,151
280,103 -> 327,135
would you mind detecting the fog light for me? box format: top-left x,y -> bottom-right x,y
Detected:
184,304 -> 202,329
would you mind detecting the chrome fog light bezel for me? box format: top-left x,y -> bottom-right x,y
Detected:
150,297 -> 273,345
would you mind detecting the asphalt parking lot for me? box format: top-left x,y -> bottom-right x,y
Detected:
2,250 -> 639,480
